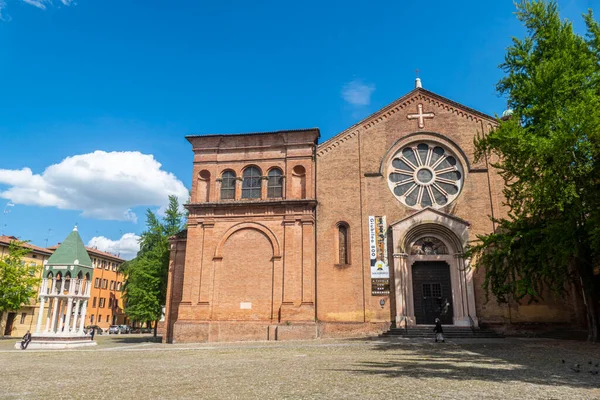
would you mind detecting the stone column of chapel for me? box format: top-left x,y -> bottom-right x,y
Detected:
64,290 -> 74,334
44,298 -> 53,333
57,299 -> 65,334
72,299 -> 81,332
35,295 -> 46,334
78,300 -> 88,335
49,298 -> 59,333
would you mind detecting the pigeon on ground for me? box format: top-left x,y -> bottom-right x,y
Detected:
595,362 -> 599,368
589,361 -> 593,365
571,364 -> 581,373
589,370 -> 599,375
561,359 -> 565,364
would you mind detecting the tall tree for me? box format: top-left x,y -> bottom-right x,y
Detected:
122,195 -> 184,336
469,1 -> 600,341
0,241 -> 41,334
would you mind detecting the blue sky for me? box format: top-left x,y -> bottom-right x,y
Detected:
0,0 -> 595,258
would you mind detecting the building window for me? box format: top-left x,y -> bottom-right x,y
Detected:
116,282 -> 121,291
106,315 -> 110,323
99,298 -> 105,308
108,298 -> 112,308
98,315 -> 101,322
242,166 -> 262,199
338,223 -> 349,265
102,279 -> 108,289
92,297 -> 97,307
388,142 -> 464,210
90,315 -> 95,323
20,313 -> 27,324
267,168 -> 283,198
220,170 -> 236,200
94,278 -> 99,288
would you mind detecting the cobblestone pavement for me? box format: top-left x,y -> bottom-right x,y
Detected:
1,335 -> 599,399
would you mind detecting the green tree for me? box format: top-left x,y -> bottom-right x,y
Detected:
122,195 -> 184,336
0,241 -> 41,334
469,1 -> 600,341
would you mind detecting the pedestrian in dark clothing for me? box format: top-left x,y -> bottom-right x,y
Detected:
433,318 -> 444,343
20,330 -> 32,350
90,327 -> 95,340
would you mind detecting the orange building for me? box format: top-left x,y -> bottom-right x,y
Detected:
47,245 -> 127,330
0,235 -> 52,337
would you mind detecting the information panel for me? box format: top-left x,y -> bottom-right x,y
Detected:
369,216 -> 390,296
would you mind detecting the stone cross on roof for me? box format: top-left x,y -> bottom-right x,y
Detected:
407,103 -> 434,129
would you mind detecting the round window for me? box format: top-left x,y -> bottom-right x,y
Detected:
387,142 -> 463,209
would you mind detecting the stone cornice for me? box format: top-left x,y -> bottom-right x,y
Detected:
186,199 -> 317,209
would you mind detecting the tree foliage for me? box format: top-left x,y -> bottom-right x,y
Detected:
121,195 -> 184,336
0,241 -> 41,332
468,1 -> 600,341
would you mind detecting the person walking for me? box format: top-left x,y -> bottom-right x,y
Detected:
90,327 -> 95,341
433,318 -> 444,343
20,330 -> 32,350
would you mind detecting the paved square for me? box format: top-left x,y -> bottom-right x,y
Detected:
0,336 -> 599,399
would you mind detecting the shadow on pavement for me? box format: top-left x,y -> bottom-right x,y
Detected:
105,335 -> 163,344
333,338 -> 600,390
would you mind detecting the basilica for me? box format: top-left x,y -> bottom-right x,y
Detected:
163,80 -> 579,343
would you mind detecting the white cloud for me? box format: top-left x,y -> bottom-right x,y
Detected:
1,0 -> 72,19
88,233 -> 141,261
21,0 -> 51,9
341,79 -> 375,106
0,151 -> 189,222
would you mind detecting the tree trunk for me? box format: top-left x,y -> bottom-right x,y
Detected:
579,274 -> 600,342
153,320 -> 158,338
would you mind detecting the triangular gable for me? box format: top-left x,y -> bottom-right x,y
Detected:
317,87 -> 498,157
389,206 -> 470,228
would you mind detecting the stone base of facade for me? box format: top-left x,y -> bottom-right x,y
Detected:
317,322 -> 391,338
169,320 -> 391,343
15,334 -> 97,350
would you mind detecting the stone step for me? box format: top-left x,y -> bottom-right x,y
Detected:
380,327 -> 504,339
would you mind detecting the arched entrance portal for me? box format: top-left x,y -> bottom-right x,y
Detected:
390,208 -> 478,327
412,260 -> 453,324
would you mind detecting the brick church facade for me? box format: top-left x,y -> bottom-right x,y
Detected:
163,81 -> 579,343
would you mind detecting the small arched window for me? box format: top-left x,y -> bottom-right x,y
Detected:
242,166 -> 262,199
338,223 -> 350,265
267,168 -> 283,198
64,272 -> 72,292
220,170 -> 236,200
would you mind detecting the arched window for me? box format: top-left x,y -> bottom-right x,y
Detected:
220,170 -> 236,200
242,166 -> 262,199
338,223 -> 350,265
267,168 -> 283,198
55,273 -> 62,293
64,272 -> 71,292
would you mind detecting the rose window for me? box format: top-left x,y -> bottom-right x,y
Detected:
387,142 -> 463,209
